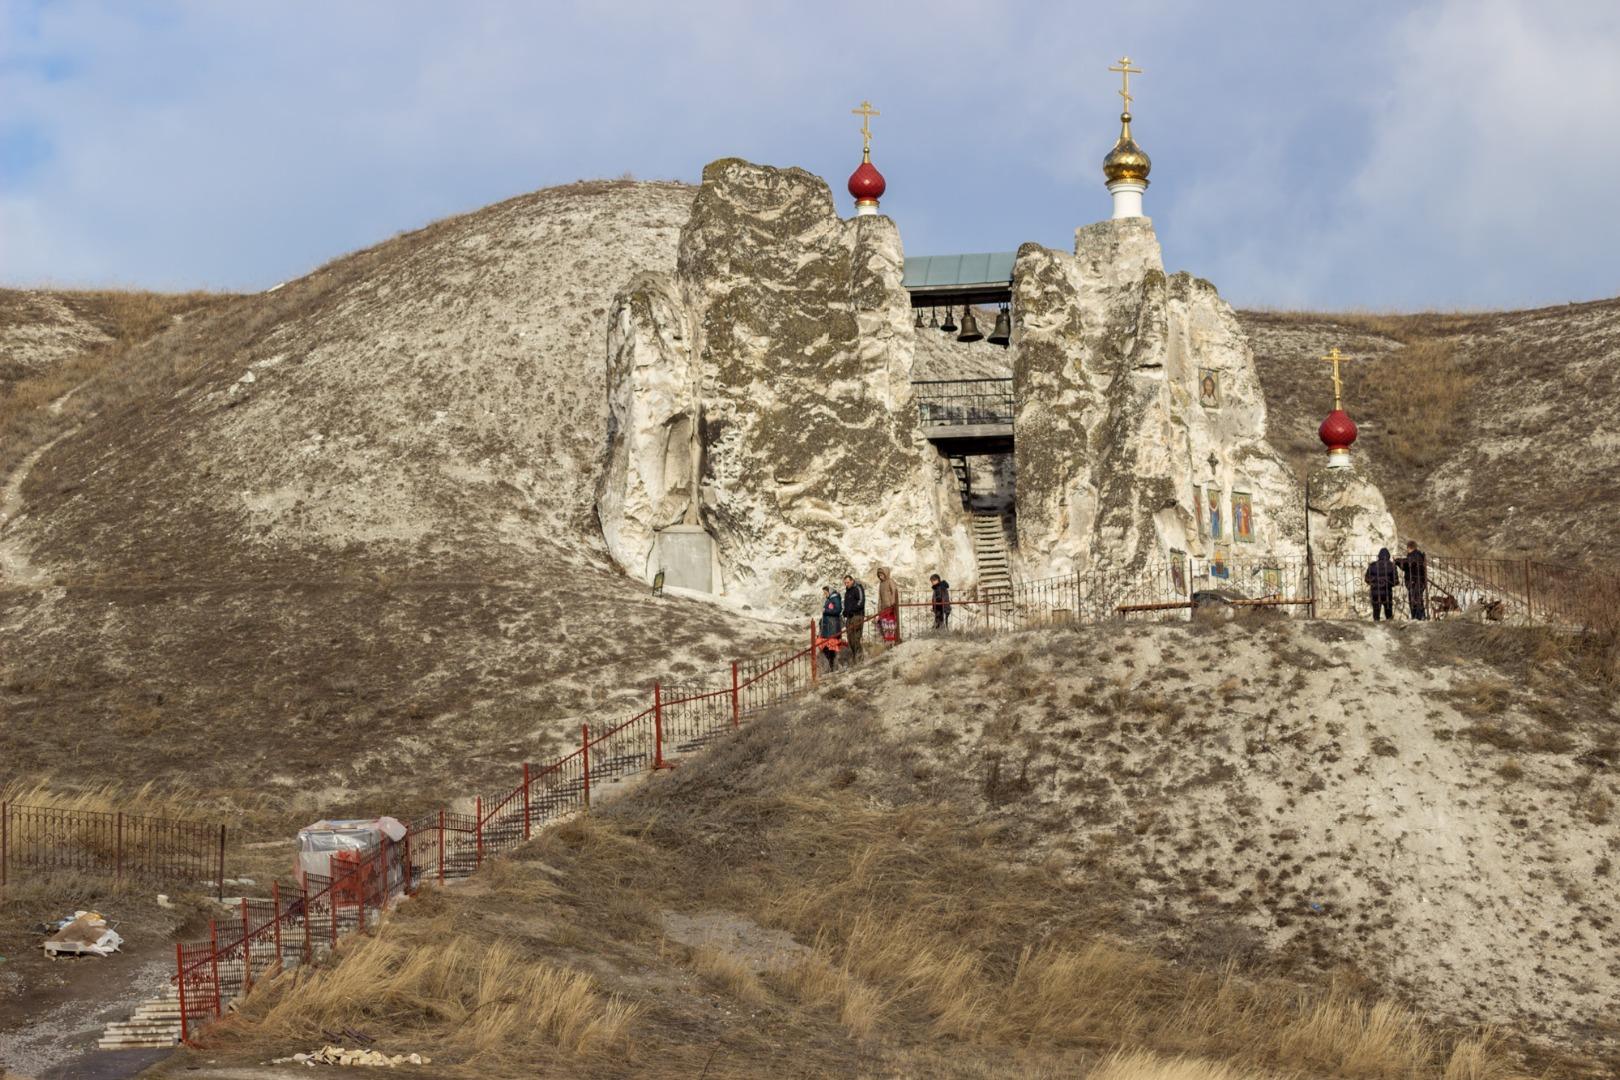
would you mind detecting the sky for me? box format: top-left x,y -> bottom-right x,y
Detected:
2,0 -> 1618,310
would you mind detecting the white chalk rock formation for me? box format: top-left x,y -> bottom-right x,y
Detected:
597,273 -> 700,579
1306,461 -> 1398,567
1011,218 -> 1308,581
598,159 -> 967,610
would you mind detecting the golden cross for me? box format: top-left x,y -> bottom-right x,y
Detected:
1321,347 -> 1351,409
852,100 -> 879,155
1108,56 -> 1142,114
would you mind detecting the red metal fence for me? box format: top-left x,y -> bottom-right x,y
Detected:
167,550 -> 1617,1042
0,801 -> 225,896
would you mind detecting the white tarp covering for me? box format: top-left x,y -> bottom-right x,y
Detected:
294,816 -> 405,888
43,911 -> 123,958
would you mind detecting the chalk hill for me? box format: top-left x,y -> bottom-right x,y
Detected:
0,181 -> 789,825
189,617 -> 1618,1078
1239,300 -> 1620,569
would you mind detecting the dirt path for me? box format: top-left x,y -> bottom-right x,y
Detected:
0,384 -> 84,586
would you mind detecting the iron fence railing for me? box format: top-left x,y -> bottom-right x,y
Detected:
166,550 -> 1616,1043
913,378 -> 1015,428
0,802 -> 225,896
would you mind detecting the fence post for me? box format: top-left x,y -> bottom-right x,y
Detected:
522,763 -> 532,841
240,898 -> 253,996
402,830 -> 413,896
115,812 -> 123,890
271,881 -> 282,968
1522,558 -> 1534,626
1306,552 -> 1318,620
301,880 -> 312,965
475,797 -> 483,870
437,808 -> 445,886
809,620 -> 818,685
731,661 -> 740,729
208,920 -> 222,1018
175,941 -> 190,1043
216,824 -> 226,902
653,683 -> 666,770
582,723 -> 592,810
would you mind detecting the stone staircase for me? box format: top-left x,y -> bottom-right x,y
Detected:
98,990 -> 183,1049
970,513 -> 1013,599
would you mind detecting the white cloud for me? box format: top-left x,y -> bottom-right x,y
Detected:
1,0 -> 1617,307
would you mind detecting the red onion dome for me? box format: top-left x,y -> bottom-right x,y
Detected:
1318,408 -> 1359,452
848,159 -> 886,204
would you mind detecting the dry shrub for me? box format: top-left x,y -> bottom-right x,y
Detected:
1088,1049 -> 1272,1080
1442,1031 -> 1527,1080
691,945 -> 769,1006
238,923 -> 636,1061
774,952 -> 887,1039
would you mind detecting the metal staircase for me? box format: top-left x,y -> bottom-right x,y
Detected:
970,513 -> 1013,599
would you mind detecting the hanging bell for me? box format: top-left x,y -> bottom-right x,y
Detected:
957,306 -> 983,343
940,305 -> 958,333
914,306 -> 926,328
988,305 -> 1011,347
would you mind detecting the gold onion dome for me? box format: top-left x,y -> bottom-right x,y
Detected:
1103,112 -> 1151,185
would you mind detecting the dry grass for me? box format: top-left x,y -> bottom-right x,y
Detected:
1242,307 -> 1491,346
0,288 -> 221,481
234,920 -> 637,1063
1358,339 -> 1477,473
0,776 -> 205,819
690,944 -> 770,1006
1089,1050 -> 1273,1080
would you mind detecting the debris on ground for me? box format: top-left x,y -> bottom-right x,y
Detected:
269,1045 -> 431,1067
42,911 -> 124,958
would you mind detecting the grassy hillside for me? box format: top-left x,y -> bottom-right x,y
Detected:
1239,300 -> 1620,570
0,181 -> 800,843
170,617 -> 1617,1078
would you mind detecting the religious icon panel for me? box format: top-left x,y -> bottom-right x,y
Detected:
1199,369 -> 1221,409
1207,487 -> 1223,541
1232,491 -> 1254,543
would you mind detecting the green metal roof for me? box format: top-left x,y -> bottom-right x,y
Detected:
902,252 -> 1017,290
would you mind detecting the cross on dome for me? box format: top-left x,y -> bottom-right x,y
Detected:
852,100 -> 880,157
1108,56 -> 1142,115
1321,347 -> 1350,409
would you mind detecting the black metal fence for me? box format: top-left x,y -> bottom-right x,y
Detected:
0,801 -> 226,895
913,378 -> 1015,428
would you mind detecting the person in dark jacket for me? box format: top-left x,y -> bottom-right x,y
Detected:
1365,548 -> 1399,622
929,573 -> 951,629
819,585 -> 843,671
842,574 -> 867,664
1396,540 -> 1428,620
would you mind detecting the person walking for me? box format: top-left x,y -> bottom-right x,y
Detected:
930,573 -> 952,630
1365,548 -> 1399,622
1397,540 -> 1428,620
842,574 -> 867,664
876,567 -> 899,644
819,585 -> 844,672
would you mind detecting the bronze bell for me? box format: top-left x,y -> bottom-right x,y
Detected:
914,306 -> 925,328
988,306 -> 1011,346
929,306 -> 940,329
957,306 -> 983,343
940,305 -> 958,333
